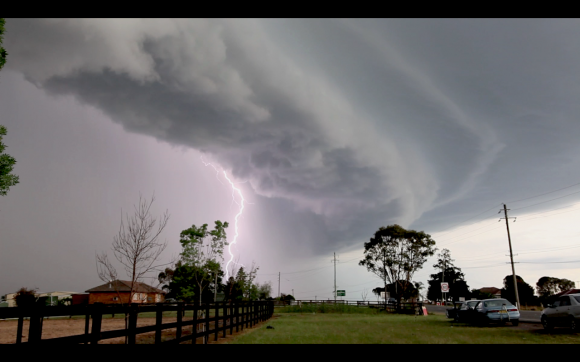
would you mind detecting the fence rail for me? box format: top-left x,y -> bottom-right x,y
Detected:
0,301 -> 274,344
286,300 -> 425,314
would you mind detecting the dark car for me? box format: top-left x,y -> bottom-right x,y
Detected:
457,298 -> 520,326
446,300 -> 480,320
446,301 -> 465,319
540,293 -> 580,331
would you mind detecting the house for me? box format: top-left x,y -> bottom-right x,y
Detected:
85,280 -> 165,304
478,287 -> 502,298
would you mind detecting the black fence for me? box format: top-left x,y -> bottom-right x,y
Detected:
0,301 -> 274,344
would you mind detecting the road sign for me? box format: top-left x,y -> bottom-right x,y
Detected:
441,283 -> 449,293
337,290 -> 345,296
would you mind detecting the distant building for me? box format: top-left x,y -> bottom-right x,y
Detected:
3,291 -> 79,307
85,280 -> 165,304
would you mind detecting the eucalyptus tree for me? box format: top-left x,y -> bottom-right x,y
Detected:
359,224 -> 436,304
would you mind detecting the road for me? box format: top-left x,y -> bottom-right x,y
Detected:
424,304 -> 542,323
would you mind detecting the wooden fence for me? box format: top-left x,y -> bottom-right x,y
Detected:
288,300 -> 425,314
0,301 -> 274,344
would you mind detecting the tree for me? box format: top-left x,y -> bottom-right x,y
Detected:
427,269 -> 471,302
501,275 -> 537,307
96,194 -> 170,304
536,276 -> 576,305
0,20 -> 18,197
178,220 -> 228,303
359,224 -> 436,305
257,281 -> 272,300
0,18 -> 7,71
427,249 -> 470,302
13,287 -> 37,307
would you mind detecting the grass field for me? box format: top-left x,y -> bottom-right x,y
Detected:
224,311 -> 580,344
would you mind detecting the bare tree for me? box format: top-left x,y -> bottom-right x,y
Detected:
96,194 -> 169,343
361,289 -> 369,302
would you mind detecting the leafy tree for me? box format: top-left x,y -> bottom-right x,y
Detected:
0,125 -> 19,197
501,275 -> 537,307
359,224 -> 436,305
257,281 -> 273,300
0,18 -> 7,71
427,250 -> 470,302
373,280 -> 419,301
536,276 -> 576,305
178,221 -> 228,303
427,269 -> 471,302
0,20 -> 19,196
14,287 -> 37,307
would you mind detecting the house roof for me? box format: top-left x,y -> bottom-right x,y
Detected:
479,287 -> 502,295
554,288 -> 580,297
85,280 -> 165,294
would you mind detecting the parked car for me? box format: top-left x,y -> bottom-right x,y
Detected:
446,301 -> 464,319
540,293 -> 580,331
456,298 -> 520,326
452,300 -> 480,321
386,298 -> 397,305
446,300 -> 480,320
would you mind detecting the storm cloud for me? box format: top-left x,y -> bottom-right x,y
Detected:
5,18 -> 580,256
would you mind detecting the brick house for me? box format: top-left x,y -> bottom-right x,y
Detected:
85,280 -> 165,304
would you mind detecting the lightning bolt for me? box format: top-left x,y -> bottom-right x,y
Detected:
200,156 -> 246,279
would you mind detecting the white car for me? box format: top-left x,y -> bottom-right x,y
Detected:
541,293 -> 580,331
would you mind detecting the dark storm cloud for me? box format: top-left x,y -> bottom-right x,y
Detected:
6,18 -> 580,255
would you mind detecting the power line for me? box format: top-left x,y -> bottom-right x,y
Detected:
512,189 -> 580,211
506,180 -> 580,205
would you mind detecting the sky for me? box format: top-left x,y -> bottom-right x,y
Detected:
1,18 -> 580,300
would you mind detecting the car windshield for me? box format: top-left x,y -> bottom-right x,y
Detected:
574,296 -> 580,303
483,300 -> 512,308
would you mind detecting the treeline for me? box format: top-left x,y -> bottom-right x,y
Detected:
156,220 -> 273,303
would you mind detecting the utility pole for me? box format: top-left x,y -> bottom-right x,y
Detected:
441,259 -> 446,304
278,272 -> 281,298
332,253 -> 339,302
501,203 -> 521,309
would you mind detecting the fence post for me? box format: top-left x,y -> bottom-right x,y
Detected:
192,303 -> 198,344
236,302 -> 240,332
241,303 -> 244,331
155,302 -> 163,344
176,302 -> 183,341
27,305 -> 43,343
128,303 -> 138,344
83,310 -> 90,345
204,304 -> 210,344
214,302 -> 219,341
16,314 -> 24,344
223,302 -> 227,338
229,302 -> 233,335
90,303 -> 103,344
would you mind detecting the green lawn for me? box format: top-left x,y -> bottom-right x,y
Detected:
224,312 -> 580,344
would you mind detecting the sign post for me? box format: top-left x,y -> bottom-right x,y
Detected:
441,283 -> 449,304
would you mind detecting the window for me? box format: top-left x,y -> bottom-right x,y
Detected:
560,297 -> 571,306
574,296 -> 580,303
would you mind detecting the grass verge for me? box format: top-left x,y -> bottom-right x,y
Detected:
224,313 -> 580,344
